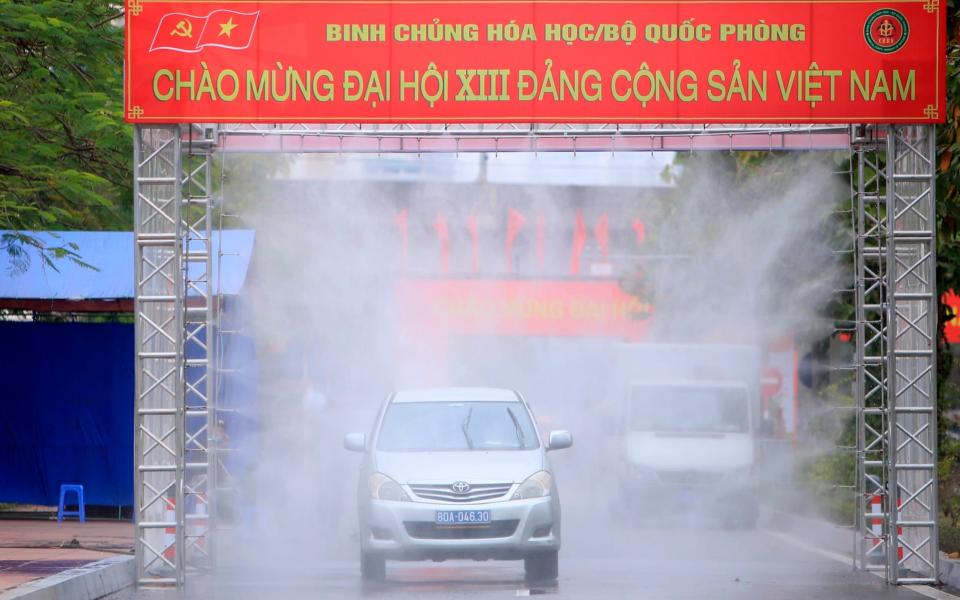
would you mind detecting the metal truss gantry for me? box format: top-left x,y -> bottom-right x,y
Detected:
132,123 -> 937,587
853,125 -> 939,584
212,122 -> 852,153
134,125 -> 214,587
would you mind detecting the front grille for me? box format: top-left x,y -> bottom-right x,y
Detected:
409,483 -> 513,503
404,519 -> 520,539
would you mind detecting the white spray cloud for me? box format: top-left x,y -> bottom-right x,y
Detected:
210,151 -> 850,587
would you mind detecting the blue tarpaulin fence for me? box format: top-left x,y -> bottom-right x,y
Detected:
0,321 -> 134,506
0,230 -> 257,508
0,316 -> 258,507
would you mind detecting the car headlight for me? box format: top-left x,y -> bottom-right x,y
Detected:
512,471 -> 553,500
368,473 -> 410,501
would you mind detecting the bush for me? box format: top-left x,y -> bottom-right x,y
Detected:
942,526 -> 960,554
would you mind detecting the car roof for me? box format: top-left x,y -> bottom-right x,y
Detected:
391,387 -> 521,403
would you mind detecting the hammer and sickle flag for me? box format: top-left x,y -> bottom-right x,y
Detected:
149,13 -> 208,52
149,10 -> 259,53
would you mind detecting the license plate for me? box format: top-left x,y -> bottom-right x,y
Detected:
435,510 -> 491,525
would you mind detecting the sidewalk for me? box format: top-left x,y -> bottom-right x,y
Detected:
0,519 -> 133,593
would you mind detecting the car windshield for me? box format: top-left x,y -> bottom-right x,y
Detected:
629,385 -> 749,434
377,401 -> 540,451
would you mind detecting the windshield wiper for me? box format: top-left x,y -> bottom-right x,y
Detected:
506,407 -> 526,448
461,407 -> 475,450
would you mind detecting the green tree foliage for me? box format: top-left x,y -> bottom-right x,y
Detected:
936,0 -> 960,548
938,1 -> 960,294
0,0 -> 130,271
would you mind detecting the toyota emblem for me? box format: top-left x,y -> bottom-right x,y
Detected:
451,481 -> 471,494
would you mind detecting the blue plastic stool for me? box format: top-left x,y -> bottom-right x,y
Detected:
57,484 -> 85,523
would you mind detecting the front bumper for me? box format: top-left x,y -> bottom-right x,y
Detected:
618,472 -> 758,516
360,496 -> 560,561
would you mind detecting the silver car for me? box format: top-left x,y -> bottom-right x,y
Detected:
344,387 -> 572,582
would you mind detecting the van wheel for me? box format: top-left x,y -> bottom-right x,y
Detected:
360,551 -> 385,581
524,550 -> 559,582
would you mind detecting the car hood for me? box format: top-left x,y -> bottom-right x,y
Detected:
625,431 -> 754,472
374,449 -> 544,484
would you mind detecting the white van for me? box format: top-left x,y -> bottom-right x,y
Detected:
611,344 -> 763,528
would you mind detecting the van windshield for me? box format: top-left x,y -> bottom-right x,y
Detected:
377,401 -> 540,451
629,385 -> 749,434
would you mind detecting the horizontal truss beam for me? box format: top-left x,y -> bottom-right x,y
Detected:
208,123 -> 851,153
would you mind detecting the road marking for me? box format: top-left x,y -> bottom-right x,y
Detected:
764,530 -> 960,599
763,529 -> 852,566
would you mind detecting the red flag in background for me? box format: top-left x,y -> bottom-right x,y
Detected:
149,13 -> 209,52
594,213 -> 610,259
570,210 -> 587,275
505,208 -> 527,274
535,213 -> 546,274
394,208 -> 409,269
466,213 -> 479,274
434,214 -> 450,273
632,218 -> 646,245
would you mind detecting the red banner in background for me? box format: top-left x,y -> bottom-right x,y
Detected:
396,279 -> 653,338
125,1 -> 946,124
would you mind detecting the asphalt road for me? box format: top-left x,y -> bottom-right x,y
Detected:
127,513 -> 946,600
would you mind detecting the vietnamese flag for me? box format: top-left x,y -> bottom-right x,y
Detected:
466,213 -> 479,274
197,10 -> 260,51
434,214 -> 450,274
504,208 -> 527,274
632,218 -> 646,245
570,210 -> 587,275
149,13 -> 208,53
944,289 -> 960,343
594,213 -> 609,259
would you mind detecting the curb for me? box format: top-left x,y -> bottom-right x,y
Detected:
0,556 -> 135,600
940,553 -> 960,590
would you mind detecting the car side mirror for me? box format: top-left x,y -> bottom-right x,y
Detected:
344,432 -> 366,452
547,430 -> 573,451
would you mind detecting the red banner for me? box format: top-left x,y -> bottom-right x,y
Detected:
125,1 -> 946,124
395,279 -> 653,337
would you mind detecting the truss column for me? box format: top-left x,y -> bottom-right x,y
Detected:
853,124 -> 890,577
181,126 -> 216,573
886,125 -> 938,584
134,125 -> 185,587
